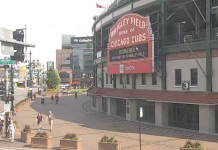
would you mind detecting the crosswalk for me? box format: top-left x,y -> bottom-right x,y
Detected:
0,147 -> 44,150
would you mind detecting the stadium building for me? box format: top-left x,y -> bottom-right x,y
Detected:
88,0 -> 218,134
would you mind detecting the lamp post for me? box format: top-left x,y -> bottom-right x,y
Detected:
37,59 -> 39,94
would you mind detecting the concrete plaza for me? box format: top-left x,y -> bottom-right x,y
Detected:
0,94 -> 218,150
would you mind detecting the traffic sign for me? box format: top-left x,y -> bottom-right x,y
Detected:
0,59 -> 15,65
140,107 -> 143,118
4,103 -> 11,112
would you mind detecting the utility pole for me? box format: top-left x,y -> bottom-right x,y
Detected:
10,64 -> 14,112
43,64 -> 44,84
4,64 -> 9,137
37,59 -> 39,94
29,51 -> 32,100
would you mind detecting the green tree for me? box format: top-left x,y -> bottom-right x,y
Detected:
46,68 -> 60,89
86,43 -> 93,48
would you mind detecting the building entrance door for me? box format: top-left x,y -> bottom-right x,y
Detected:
116,99 -> 126,118
102,97 -> 107,113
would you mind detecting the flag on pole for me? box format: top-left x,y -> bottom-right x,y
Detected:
96,3 -> 104,8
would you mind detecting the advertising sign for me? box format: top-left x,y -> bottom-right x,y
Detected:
71,37 -> 93,44
107,13 -> 154,74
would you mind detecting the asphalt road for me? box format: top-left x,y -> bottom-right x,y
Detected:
0,87 -> 38,110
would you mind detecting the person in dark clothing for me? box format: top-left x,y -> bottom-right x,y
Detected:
55,95 -> 59,104
51,95 -> 54,104
75,92 -> 77,99
36,113 -> 43,131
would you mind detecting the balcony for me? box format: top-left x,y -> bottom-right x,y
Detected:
167,30 -> 206,46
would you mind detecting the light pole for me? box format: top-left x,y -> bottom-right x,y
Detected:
29,51 -> 33,100
37,59 -> 39,94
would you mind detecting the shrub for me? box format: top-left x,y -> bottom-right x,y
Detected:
35,132 -> 49,138
13,121 -> 19,128
100,135 -> 117,143
183,140 -> 204,149
23,125 -> 32,133
63,133 -> 78,140
46,89 -> 57,91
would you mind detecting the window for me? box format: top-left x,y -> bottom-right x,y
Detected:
152,73 -> 157,85
61,60 -> 70,64
110,75 -> 113,84
141,73 -> 146,85
120,74 -> 123,85
61,53 -> 71,58
175,69 -> 182,86
191,68 -> 198,86
106,73 -> 108,84
126,74 -> 129,85
61,67 -> 70,70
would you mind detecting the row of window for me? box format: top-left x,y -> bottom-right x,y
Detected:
58,53 -> 71,58
103,73 -> 158,86
175,68 -> 198,86
61,60 -> 70,64
61,67 -> 71,70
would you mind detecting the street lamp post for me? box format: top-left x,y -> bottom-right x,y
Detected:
37,59 -> 39,94
29,51 -> 33,101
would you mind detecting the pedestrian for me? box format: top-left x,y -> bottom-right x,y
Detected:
41,96 -> 45,104
7,120 -> 16,143
51,95 -> 54,104
55,94 -> 59,104
46,111 -> 55,131
36,113 -> 43,131
0,110 -> 5,125
75,92 -> 77,99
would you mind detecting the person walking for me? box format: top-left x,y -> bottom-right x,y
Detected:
0,110 -> 5,125
46,111 -> 55,131
75,92 -> 77,99
7,120 -> 16,143
41,96 -> 45,104
36,113 -> 43,131
55,94 -> 59,104
51,95 -> 54,104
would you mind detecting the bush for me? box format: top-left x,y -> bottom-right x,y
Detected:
63,133 -> 78,140
13,121 -> 19,128
35,132 -> 49,138
46,89 -> 56,91
23,125 -> 32,133
100,135 -> 117,143
183,140 -> 204,149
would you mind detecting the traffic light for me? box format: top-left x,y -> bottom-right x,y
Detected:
10,29 -> 25,62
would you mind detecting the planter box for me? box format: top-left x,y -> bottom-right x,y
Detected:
21,132 -> 34,143
98,142 -> 121,150
31,137 -> 53,149
60,139 -> 82,150
180,148 -> 206,150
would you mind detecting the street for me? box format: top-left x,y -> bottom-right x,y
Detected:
0,94 -> 218,150
0,88 -> 38,110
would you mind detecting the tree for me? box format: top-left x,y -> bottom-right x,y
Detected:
86,43 -> 93,48
46,68 -> 61,89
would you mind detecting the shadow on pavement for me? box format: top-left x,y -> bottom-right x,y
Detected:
30,95 -> 218,146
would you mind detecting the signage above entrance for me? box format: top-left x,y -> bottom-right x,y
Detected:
107,13 -> 154,74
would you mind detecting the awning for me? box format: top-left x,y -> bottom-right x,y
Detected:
72,82 -> 80,85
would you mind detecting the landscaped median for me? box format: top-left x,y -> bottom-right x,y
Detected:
14,92 -> 39,113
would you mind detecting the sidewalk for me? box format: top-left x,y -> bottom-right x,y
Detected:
0,95 -> 218,150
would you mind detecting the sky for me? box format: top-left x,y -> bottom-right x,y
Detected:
0,0 -> 112,67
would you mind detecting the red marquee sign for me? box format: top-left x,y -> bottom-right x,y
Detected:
107,13 -> 154,74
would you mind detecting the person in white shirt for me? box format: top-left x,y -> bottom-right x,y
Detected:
0,110 -> 5,125
7,120 -> 16,143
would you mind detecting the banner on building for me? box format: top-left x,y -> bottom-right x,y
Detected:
107,13 -> 154,74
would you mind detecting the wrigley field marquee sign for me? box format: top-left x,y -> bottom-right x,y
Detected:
107,13 -> 154,74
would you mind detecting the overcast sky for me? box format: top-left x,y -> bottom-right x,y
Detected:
0,0 -> 111,67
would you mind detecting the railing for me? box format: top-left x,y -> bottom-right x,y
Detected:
166,29 -> 206,45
